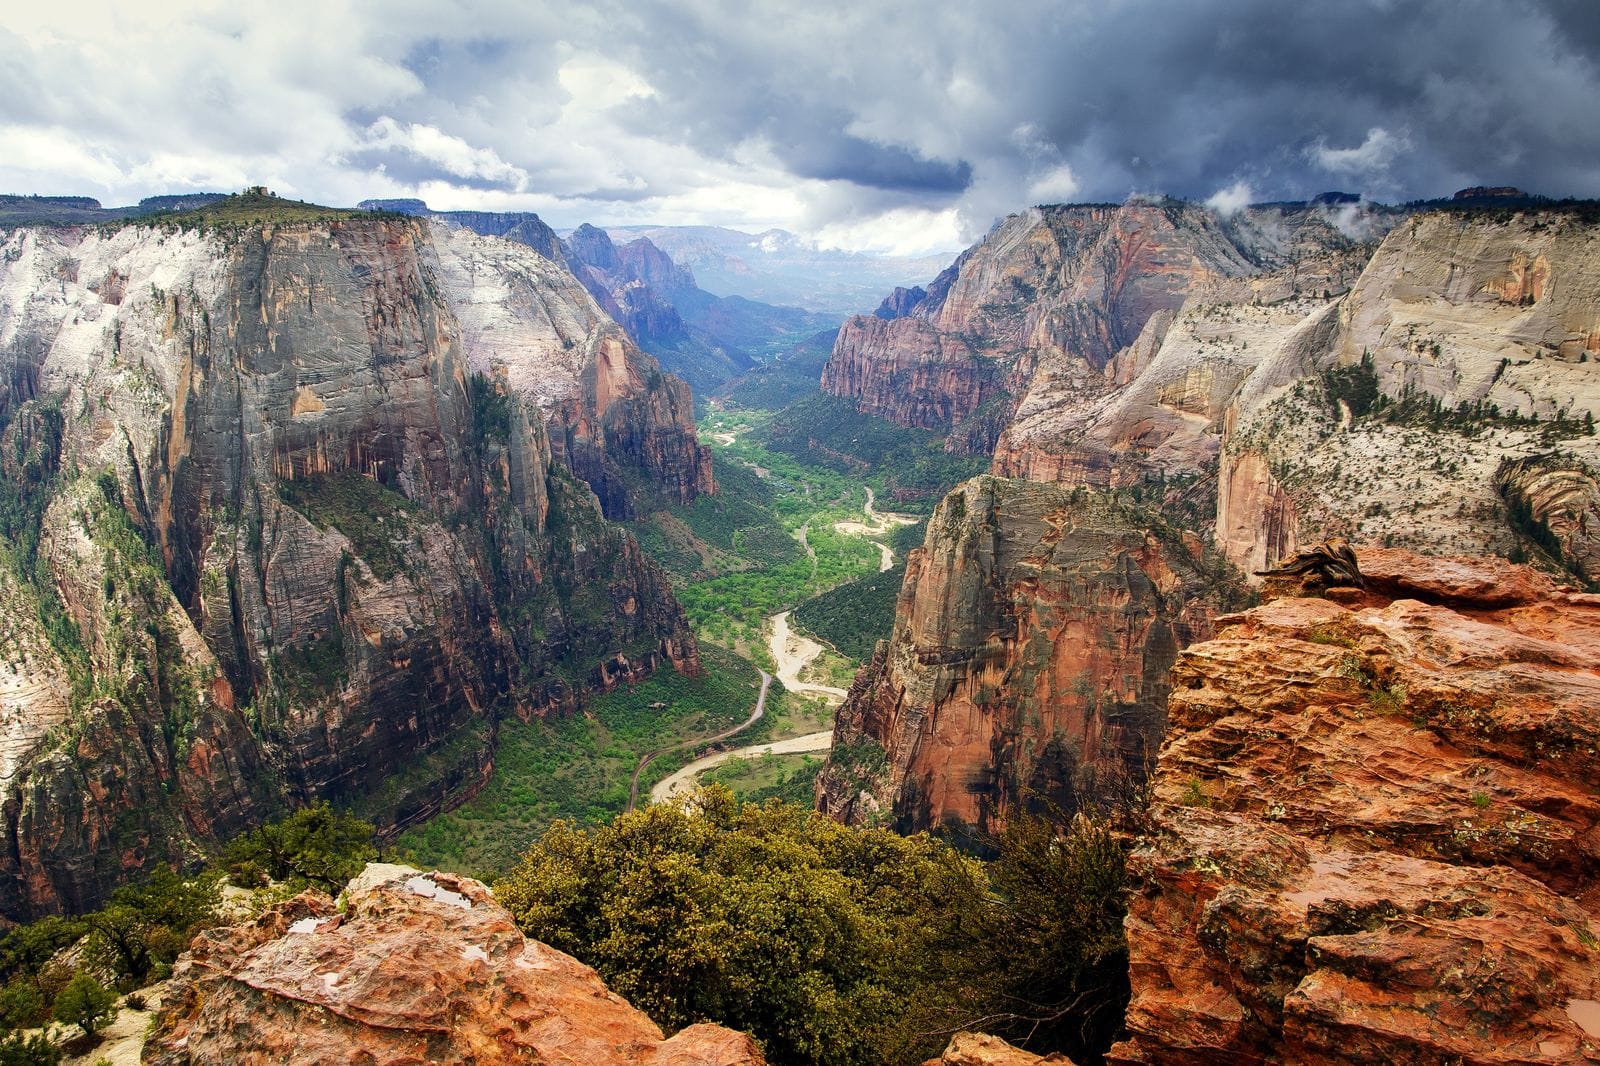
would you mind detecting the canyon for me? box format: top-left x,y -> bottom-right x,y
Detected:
816,194 -> 1600,844
0,208 -> 709,918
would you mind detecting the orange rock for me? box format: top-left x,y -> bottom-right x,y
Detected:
924,1031 -> 1077,1065
145,865 -> 765,1065
1112,549 -> 1600,1064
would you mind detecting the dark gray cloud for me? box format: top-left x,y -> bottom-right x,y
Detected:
2,0 -> 1597,251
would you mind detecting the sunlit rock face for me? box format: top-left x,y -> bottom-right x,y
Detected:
146,863 -> 766,1066
1112,549 -> 1600,1064
0,218 -> 700,918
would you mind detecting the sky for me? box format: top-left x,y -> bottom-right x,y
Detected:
3,0 -> 1599,255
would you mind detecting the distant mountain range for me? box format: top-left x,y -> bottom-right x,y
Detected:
361,200 -> 838,393
601,224 -> 950,317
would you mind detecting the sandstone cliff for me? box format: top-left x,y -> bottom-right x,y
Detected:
0,217 -> 700,918
1113,550 -> 1600,1064
1215,209 -> 1600,580
822,198 -> 1381,456
146,863 -> 765,1065
431,223 -> 714,518
815,475 -> 1243,838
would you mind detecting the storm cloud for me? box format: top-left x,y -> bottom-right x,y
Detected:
2,0 -> 1597,253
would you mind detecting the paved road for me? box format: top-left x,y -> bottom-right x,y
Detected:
626,670 -> 772,811
650,729 -> 834,803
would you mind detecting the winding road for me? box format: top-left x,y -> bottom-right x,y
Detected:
641,482 -> 921,805
627,670 -> 772,811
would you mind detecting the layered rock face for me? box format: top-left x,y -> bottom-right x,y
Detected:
1113,550 -> 1600,1064
1216,209 -> 1600,580
815,475 -> 1239,838
0,218 -> 700,918
822,198 -> 1380,455
147,864 -> 765,1065
430,223 -> 713,518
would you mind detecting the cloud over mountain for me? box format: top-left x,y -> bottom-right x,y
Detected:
3,0 -> 1597,253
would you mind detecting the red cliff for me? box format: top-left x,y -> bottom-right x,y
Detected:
1113,549 -> 1600,1064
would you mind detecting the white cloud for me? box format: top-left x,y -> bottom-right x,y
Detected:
1027,164 -> 1080,204
1311,127 -> 1410,175
1205,179 -> 1254,217
359,118 -> 528,189
2,1 -> 1599,256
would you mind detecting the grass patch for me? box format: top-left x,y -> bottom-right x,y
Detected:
756,392 -> 988,513
277,472 -> 419,581
702,751 -> 824,805
395,644 -> 767,878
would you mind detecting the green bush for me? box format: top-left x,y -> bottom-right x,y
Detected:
496,789 -> 983,1066
495,792 -> 1132,1065
221,802 -> 377,893
0,1030 -> 61,1066
52,972 -> 116,1036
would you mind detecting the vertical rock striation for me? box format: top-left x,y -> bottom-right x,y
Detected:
815,475 -> 1240,838
0,217 -> 702,918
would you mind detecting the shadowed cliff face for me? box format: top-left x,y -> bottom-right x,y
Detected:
1112,550 -> 1600,1064
815,475 -> 1243,840
0,218 -> 701,919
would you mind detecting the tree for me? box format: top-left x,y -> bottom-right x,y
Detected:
495,788 -> 983,1066
906,810 -> 1130,1063
0,1030 -> 61,1066
85,866 -> 218,987
51,972 -> 116,1037
221,803 -> 377,892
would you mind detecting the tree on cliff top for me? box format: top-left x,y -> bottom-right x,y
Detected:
51,972 -> 116,1037
221,802 -> 377,892
495,787 -> 985,1066
494,788 -> 1130,1066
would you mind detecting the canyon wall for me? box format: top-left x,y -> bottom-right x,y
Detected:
0,217 -> 701,918
1216,209 -> 1600,578
821,199 -> 1380,456
815,475 -> 1242,839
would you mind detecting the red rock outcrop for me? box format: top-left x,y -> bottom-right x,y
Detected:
815,475 -> 1242,837
146,864 -> 765,1065
924,1031 -> 1076,1065
1113,548 -> 1600,1064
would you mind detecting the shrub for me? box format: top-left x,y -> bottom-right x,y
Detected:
496,788 -> 983,1066
0,1030 -> 61,1066
52,972 -> 116,1036
221,803 -> 377,893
